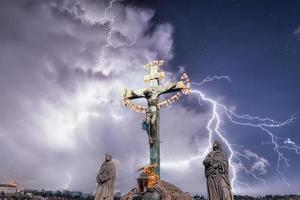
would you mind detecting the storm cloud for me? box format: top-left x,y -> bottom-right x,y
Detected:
0,0 -> 210,194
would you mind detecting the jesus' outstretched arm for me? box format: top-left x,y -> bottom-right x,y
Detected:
158,81 -> 185,96
123,88 -> 146,100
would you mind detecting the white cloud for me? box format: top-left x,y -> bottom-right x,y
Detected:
294,26 -> 300,39
284,138 -> 296,145
244,150 -> 270,175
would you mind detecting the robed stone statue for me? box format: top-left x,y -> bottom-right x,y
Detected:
203,140 -> 233,200
95,153 -> 116,200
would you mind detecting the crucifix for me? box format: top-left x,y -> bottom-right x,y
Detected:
122,60 -> 190,176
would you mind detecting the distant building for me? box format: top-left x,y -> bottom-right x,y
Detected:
0,180 -> 18,194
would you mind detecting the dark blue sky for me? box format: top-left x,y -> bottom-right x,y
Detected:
127,0 -> 300,116
127,0 -> 300,191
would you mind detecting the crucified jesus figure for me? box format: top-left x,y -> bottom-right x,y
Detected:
134,83 -> 176,145
122,60 -> 190,176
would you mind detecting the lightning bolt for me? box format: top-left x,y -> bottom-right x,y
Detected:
190,87 -> 237,190
190,75 -> 299,191
63,171 -> 72,190
98,0 -> 119,67
191,75 -> 231,86
96,0 -> 138,72
161,75 -> 299,192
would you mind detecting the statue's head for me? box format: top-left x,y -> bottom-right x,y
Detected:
105,153 -> 112,162
213,140 -> 222,151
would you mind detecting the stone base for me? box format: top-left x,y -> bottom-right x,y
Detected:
121,180 -> 193,200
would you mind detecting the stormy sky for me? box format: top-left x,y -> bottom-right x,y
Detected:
0,0 -> 300,196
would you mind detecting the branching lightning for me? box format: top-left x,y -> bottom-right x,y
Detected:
98,0 -> 119,67
190,75 -> 299,191
190,87 -> 237,190
96,0 -> 137,72
191,75 -> 231,86
162,75 -> 299,192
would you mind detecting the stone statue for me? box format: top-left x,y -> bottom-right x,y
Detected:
203,140 -> 233,200
95,153 -> 116,200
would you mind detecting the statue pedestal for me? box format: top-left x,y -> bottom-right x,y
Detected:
121,180 -> 193,200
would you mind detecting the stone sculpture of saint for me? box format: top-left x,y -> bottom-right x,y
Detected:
95,153 -> 116,200
203,140 -> 233,200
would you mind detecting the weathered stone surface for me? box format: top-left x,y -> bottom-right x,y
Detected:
121,180 -> 193,200
95,154 -> 116,200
